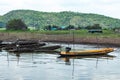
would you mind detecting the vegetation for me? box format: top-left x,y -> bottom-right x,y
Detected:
33,30 -> 120,38
0,16 -> 1,22
0,29 -> 119,38
0,16 -> 5,28
0,22 -> 5,28
0,10 -> 120,30
6,19 -> 28,30
44,25 -> 77,30
86,24 -> 101,29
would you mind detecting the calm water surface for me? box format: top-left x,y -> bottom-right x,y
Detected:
0,43 -> 120,80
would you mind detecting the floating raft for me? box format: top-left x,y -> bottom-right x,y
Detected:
60,48 -> 114,56
8,45 -> 61,53
38,45 -> 61,50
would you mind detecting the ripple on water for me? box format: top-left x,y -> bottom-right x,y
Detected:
0,43 -> 120,80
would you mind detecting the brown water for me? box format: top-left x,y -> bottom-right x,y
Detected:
0,43 -> 120,80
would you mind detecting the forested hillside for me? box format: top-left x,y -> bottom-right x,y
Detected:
0,16 -> 5,28
1,10 -> 120,30
0,16 -> 2,21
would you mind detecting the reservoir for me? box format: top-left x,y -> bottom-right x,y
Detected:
0,43 -> 119,80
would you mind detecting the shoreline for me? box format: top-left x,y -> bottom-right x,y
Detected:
43,39 -> 120,47
41,35 -> 120,47
44,41 -> 120,47
0,32 -> 120,47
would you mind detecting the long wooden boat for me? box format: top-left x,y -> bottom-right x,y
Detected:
8,45 -> 61,53
38,45 -> 61,50
60,48 -> 114,56
2,43 -> 46,50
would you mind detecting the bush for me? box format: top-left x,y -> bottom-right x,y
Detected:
6,19 -> 28,30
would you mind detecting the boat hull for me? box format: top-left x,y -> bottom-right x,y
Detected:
60,48 -> 114,56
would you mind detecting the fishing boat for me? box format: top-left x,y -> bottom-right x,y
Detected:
60,48 -> 114,56
8,45 -> 61,53
60,29 -> 114,56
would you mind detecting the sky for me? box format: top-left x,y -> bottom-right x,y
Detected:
0,0 -> 120,19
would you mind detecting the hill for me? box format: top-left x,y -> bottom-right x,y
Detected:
1,10 -> 120,30
0,16 -> 2,21
0,16 -> 6,28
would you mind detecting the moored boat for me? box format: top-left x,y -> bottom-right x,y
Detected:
60,48 -> 114,56
38,45 -> 61,50
8,45 -> 61,53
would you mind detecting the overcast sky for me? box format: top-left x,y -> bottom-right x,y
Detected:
0,0 -> 120,19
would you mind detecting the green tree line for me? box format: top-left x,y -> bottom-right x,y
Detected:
0,10 -> 120,30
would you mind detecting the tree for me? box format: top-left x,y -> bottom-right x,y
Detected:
44,25 -> 51,30
0,22 -> 5,28
86,24 -> 102,30
44,25 -> 60,30
6,19 -> 28,30
66,25 -> 75,30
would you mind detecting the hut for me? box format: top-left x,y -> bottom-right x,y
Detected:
114,28 -> 120,33
88,29 -> 103,33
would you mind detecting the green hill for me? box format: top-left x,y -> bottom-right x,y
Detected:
0,16 -> 6,28
0,16 -> 2,21
1,9 -> 120,30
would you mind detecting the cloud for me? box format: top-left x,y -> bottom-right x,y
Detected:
0,0 -> 120,19
22,0 -> 63,11
58,0 -> 120,18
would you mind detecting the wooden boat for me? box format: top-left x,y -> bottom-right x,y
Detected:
17,43 -> 46,48
16,39 -> 39,45
8,48 -> 34,53
34,50 -> 60,53
8,45 -> 61,53
38,45 -> 61,50
2,43 -> 46,50
60,48 -> 114,56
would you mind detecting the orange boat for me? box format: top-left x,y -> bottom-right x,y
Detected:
60,48 -> 114,56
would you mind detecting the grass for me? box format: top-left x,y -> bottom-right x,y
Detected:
0,28 -> 6,31
37,30 -> 119,38
0,28 -> 119,38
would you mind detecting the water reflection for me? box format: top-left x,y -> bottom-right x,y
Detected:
0,45 -> 118,80
57,55 -> 115,65
7,52 -> 9,66
15,53 -> 21,65
8,51 -> 59,66
57,54 -> 116,79
8,52 -> 116,67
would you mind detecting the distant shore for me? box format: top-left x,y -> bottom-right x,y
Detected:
0,32 -> 120,47
42,35 -> 120,47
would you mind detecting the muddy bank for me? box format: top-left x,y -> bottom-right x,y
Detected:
42,35 -> 120,47
0,32 -> 120,47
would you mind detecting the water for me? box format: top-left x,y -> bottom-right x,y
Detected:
0,43 -> 120,80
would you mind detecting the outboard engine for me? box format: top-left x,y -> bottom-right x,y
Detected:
65,47 -> 71,52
